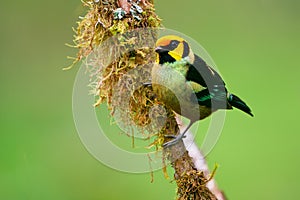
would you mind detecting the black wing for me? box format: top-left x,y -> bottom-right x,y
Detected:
187,54 -> 228,109
194,86 -> 230,109
186,54 -> 225,87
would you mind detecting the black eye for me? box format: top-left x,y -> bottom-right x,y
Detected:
170,40 -> 179,48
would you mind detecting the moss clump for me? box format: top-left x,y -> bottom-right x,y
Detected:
69,0 -> 173,147
176,170 -> 217,200
68,0 -> 161,64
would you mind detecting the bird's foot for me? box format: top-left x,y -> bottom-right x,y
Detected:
162,134 -> 186,148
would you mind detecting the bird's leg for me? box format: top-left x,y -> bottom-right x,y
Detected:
163,121 -> 194,148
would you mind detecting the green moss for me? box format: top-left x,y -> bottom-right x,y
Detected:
68,0 -> 170,150
109,20 -> 129,35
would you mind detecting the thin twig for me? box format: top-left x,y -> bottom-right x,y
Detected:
178,117 -> 227,200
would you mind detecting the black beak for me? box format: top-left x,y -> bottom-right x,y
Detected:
155,46 -> 165,53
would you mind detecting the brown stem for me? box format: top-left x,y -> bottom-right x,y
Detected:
117,0 -> 131,13
162,114 -> 221,200
177,117 -> 227,200
140,0 -> 148,6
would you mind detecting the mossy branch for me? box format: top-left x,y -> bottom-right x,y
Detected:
69,1 -> 226,199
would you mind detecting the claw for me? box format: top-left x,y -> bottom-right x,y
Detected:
162,121 -> 195,148
164,135 -> 177,139
162,134 -> 185,147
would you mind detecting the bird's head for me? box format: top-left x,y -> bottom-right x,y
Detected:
155,35 -> 194,64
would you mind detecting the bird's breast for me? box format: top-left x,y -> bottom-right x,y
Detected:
151,63 -> 212,121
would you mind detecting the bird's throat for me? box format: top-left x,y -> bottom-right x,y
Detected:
168,51 -> 182,61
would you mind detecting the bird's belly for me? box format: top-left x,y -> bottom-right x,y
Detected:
152,64 -> 212,121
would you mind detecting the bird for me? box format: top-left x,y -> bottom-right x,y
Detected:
150,35 -> 253,147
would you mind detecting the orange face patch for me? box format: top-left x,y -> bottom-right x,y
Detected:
156,35 -> 184,47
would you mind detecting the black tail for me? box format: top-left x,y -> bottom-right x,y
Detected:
228,94 -> 253,117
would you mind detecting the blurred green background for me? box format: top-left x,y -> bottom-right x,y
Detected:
1,0 -> 299,199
